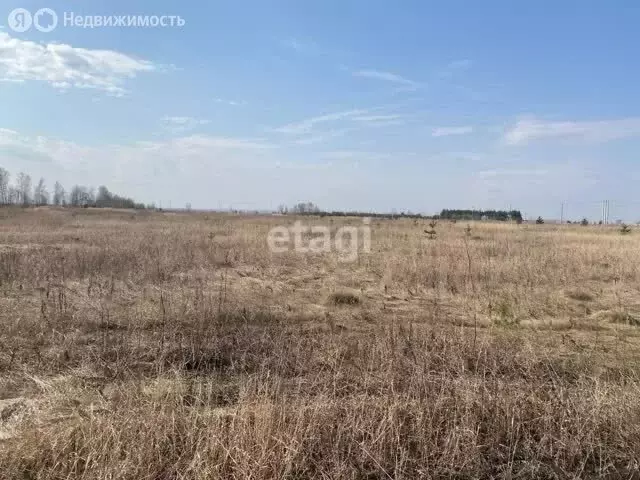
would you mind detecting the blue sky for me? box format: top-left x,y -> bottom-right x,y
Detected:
1,1 -> 640,220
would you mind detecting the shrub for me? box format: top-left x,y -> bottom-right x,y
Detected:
329,291 -> 361,306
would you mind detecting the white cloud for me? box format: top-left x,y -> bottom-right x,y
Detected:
477,168 -> 549,178
166,134 -> 274,151
0,128 -> 19,142
432,126 -> 474,137
352,114 -> 404,124
273,109 -> 368,135
0,130 -> 274,172
271,108 -> 410,146
0,127 -> 366,210
0,31 -> 155,95
322,150 -> 392,161
161,116 -> 210,134
353,69 -> 421,90
0,127 -> 628,218
292,129 -> 350,146
272,107 -> 411,138
213,98 -> 247,106
503,117 -> 640,146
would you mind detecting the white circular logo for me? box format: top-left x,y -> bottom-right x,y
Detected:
34,8 -> 57,32
7,8 -> 32,32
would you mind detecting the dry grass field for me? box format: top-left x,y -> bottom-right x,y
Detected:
0,207 -> 640,479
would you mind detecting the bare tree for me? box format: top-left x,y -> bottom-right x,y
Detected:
291,202 -> 320,214
87,187 -> 96,206
69,185 -> 94,207
69,185 -> 84,206
96,185 -> 111,206
53,181 -> 66,206
34,177 -> 49,206
0,168 -> 9,205
16,172 -> 32,206
7,186 -> 17,205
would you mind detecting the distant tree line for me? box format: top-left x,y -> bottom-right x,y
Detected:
277,203 -> 524,222
278,202 -> 432,219
439,209 -> 523,223
278,202 -> 321,215
318,211 -> 429,219
0,167 -> 145,209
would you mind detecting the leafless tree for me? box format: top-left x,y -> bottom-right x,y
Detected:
0,168 -> 9,205
70,185 -> 84,206
53,181 -> 66,206
7,186 -> 17,205
34,178 -> 49,206
291,202 -> 320,214
16,172 -> 32,206
70,185 -> 94,207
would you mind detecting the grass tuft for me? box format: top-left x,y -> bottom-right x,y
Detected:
329,291 -> 361,305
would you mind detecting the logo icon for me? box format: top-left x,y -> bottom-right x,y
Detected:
34,8 -> 57,32
7,8 -> 32,32
7,7 -> 58,32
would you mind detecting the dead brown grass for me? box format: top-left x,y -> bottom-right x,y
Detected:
0,207 -> 639,478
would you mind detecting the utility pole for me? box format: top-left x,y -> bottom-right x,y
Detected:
560,201 -> 564,224
601,200 -> 611,225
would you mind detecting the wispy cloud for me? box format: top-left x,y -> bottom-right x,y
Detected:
272,109 -> 369,135
0,31 -> 155,96
0,128 -> 19,142
0,127 -> 283,210
161,116 -> 210,134
166,134 -> 274,151
271,106 -> 413,147
353,69 -> 421,91
352,114 -> 404,123
504,117 -> 640,146
0,128 -> 275,178
322,150 -> 393,161
213,98 -> 247,106
432,126 -> 474,137
478,168 -> 549,178
292,129 -> 351,146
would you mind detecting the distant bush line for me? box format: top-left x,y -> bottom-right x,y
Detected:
439,209 -> 524,222
281,203 -> 524,222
